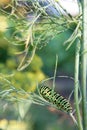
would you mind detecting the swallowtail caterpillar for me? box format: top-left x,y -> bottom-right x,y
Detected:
39,84 -> 77,125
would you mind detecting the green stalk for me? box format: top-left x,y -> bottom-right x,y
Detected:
74,40 -> 83,130
53,55 -> 58,90
81,0 -> 87,129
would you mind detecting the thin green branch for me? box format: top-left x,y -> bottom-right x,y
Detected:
53,55 -> 58,90
74,40 -> 83,130
81,0 -> 87,129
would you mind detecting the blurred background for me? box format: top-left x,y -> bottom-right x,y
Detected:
0,0 -> 78,130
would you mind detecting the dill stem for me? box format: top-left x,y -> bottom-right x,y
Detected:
81,0 -> 87,129
53,55 -> 58,90
74,40 -> 83,130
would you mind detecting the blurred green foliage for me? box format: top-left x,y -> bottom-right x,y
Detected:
37,30 -> 76,76
26,104 -> 77,130
0,14 -> 45,92
0,4 -> 78,129
0,40 -> 45,92
0,15 -> 46,130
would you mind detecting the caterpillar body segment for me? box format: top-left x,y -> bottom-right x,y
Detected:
39,85 -> 72,114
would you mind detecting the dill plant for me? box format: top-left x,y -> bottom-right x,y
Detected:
0,0 -> 87,130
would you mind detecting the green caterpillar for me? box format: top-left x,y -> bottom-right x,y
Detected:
39,85 -> 72,114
